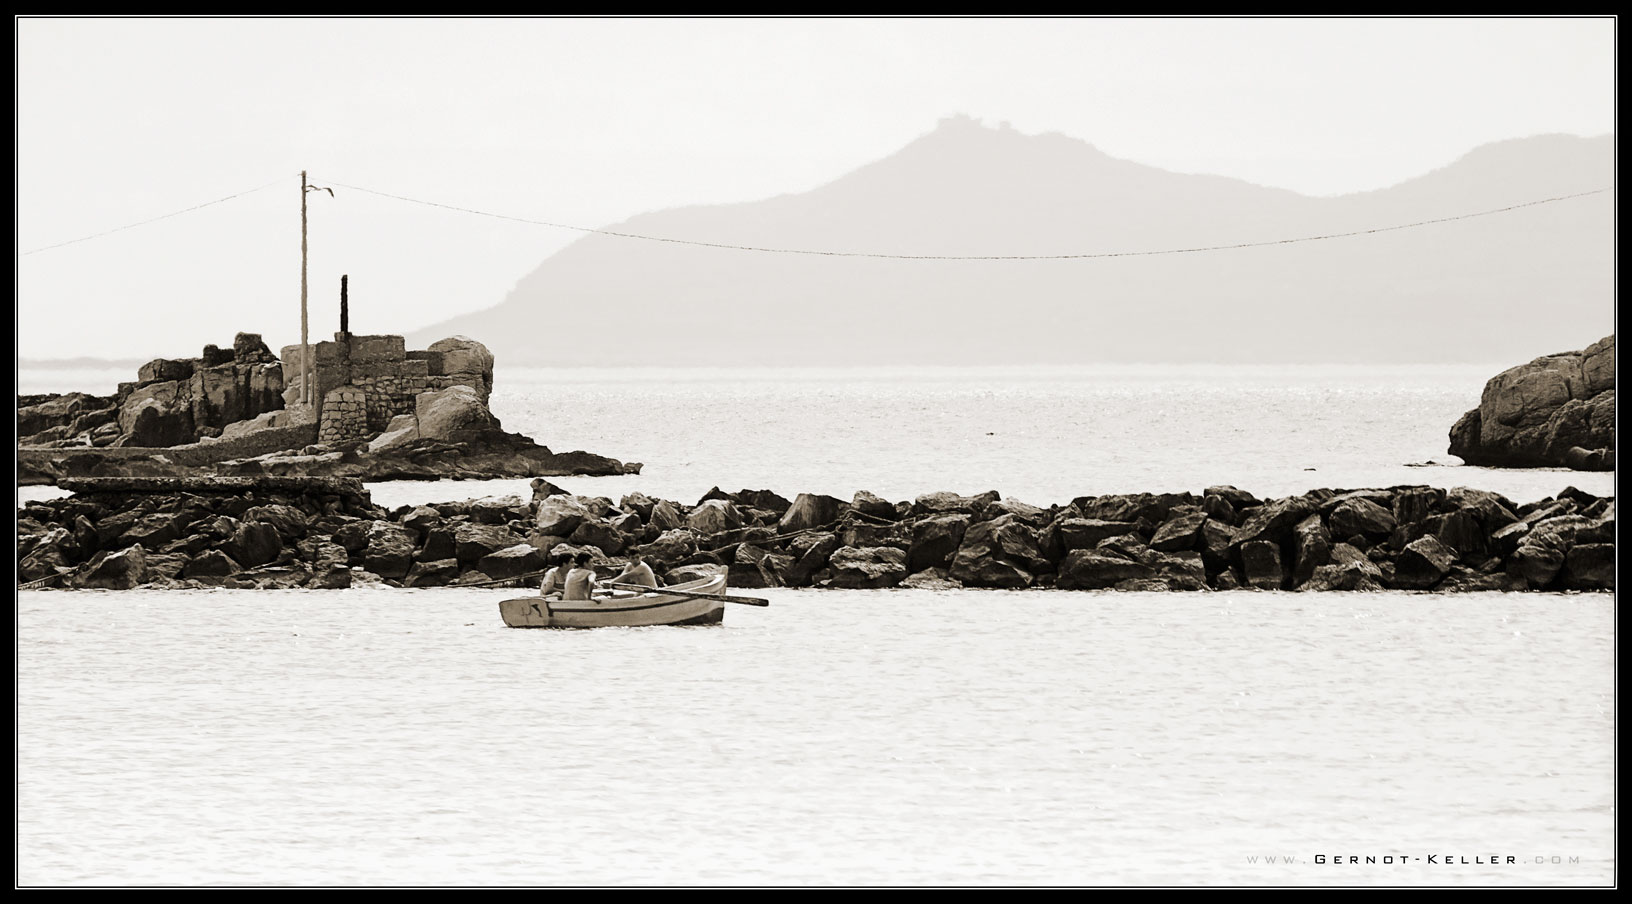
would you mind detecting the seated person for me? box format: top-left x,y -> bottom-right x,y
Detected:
538,555 -> 568,598
561,552 -> 598,601
609,556 -> 660,589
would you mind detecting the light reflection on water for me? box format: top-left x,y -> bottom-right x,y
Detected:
17,365 -> 1612,510
17,588 -> 1614,886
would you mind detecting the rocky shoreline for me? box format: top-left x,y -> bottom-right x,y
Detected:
18,479 -> 1614,592
16,431 -> 638,486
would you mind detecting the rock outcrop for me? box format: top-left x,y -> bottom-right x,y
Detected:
1449,335 -> 1614,470
18,333 -> 637,485
18,333 -> 284,449
18,481 -> 1614,593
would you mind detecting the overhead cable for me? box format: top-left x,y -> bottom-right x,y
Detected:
320,180 -> 1611,260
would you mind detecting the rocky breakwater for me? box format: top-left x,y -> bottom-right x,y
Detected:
18,477 -> 387,590
20,481 -> 1614,592
18,334 -> 638,485
1449,335 -> 1614,471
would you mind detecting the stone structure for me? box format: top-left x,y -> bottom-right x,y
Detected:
318,386 -> 368,444
280,333 -> 493,443
20,329 -> 637,487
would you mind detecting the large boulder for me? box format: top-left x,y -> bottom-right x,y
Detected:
649,499 -> 685,532
906,514 -> 970,572
223,520 -> 282,568
466,494 -> 530,525
569,519 -> 627,556
1509,514 -> 1598,589
1328,497 -> 1397,541
1232,496 -> 1318,549
786,532 -> 841,587
190,360 -> 284,432
137,357 -> 196,385
630,528 -> 701,566
1393,535 -> 1458,590
1050,518 -> 1142,554
910,491 -> 998,518
118,381 -> 194,447
688,499 -> 745,535
77,545 -> 150,589
476,543 -> 547,580
729,544 -> 794,590
851,490 -> 899,520
19,392 -> 119,439
183,549 -> 242,579
778,493 -> 845,533
536,495 -> 594,536
1239,540 -> 1284,590
367,413 -> 420,453
1289,514 -> 1331,586
414,384 -> 496,441
824,546 -> 908,589
1298,543 -> 1386,592
1149,509 -> 1208,553
453,522 -> 523,567
1562,544 -> 1615,590
426,336 -> 496,402
1151,551 -> 1208,591
362,522 -> 419,579
113,510 -> 193,551
19,528 -> 75,582
1448,335 -> 1614,468
242,504 -> 310,541
404,558 -> 460,588
949,514 -> 1043,588
426,336 -> 495,377
1074,492 -> 1195,525
1056,551 -> 1154,590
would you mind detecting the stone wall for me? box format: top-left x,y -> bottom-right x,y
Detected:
350,359 -> 429,431
282,334 -> 434,432
318,386 -> 368,444
279,338 -> 350,422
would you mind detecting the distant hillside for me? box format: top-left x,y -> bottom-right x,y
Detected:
410,116 -> 1614,365
17,356 -> 146,370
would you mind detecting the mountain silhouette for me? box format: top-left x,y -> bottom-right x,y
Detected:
409,116 -> 1614,365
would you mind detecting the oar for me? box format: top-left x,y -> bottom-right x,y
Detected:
606,581 -> 770,606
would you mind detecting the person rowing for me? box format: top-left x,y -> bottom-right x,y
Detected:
609,556 -> 660,589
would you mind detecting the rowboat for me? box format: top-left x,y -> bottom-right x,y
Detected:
499,574 -> 730,628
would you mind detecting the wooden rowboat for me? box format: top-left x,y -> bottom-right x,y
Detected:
499,574 -> 729,628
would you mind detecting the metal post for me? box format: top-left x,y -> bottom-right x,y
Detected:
340,274 -> 349,335
300,170 -> 310,404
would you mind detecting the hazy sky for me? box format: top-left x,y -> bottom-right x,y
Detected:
15,16 -> 1616,362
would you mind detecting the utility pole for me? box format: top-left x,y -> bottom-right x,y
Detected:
300,172 -> 333,405
300,171 -> 310,404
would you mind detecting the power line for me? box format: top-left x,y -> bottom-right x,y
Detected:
18,173 -> 1612,261
18,176 -> 292,256
320,179 -> 1612,260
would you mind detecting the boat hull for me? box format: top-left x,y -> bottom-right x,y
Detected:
499,575 -> 728,628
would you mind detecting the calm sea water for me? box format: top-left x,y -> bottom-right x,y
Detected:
15,365 -> 1617,886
